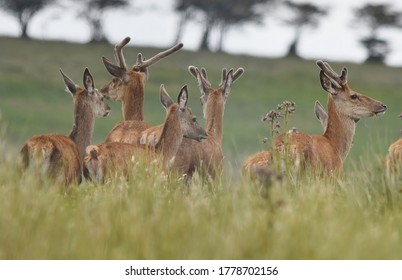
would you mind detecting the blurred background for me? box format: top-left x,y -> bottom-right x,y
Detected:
1,0 -> 402,65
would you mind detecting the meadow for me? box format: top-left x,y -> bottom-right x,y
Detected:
0,37 -> 401,259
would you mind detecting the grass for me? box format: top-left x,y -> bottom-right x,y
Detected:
0,37 -> 401,259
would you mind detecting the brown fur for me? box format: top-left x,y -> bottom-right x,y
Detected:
244,60 -> 387,176
100,37 -> 183,144
19,68 -> 110,186
83,143 -> 140,184
83,85 -> 207,183
139,66 -> 244,181
102,72 -> 149,144
386,138 -> 402,175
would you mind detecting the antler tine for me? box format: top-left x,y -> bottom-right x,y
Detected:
316,60 -> 347,85
114,37 -> 130,70
188,65 -> 198,79
136,53 -> 144,66
220,68 -> 227,86
232,67 -> 244,83
135,43 -> 184,69
340,67 -> 348,84
188,65 -> 210,90
197,67 -> 211,87
201,68 -> 208,81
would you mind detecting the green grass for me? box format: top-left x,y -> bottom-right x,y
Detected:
0,37 -> 401,259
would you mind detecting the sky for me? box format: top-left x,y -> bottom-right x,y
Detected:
1,0 -> 402,66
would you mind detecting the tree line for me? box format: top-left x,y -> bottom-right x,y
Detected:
1,0 -> 402,64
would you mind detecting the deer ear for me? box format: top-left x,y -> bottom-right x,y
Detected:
178,85 -> 188,110
102,57 -> 130,83
319,71 -> 339,95
83,68 -> 94,93
60,69 -> 77,96
314,100 -> 328,131
160,84 -> 173,110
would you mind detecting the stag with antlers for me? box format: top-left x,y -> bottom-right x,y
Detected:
244,60 -> 387,176
100,37 -> 183,144
83,84 -> 207,184
141,65 -> 244,181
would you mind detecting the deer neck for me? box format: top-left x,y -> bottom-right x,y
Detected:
205,95 -> 224,142
155,109 -> 183,171
69,102 -> 95,163
324,96 -> 356,159
122,75 -> 145,121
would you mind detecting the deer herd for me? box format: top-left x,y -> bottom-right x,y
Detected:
18,37 -> 401,188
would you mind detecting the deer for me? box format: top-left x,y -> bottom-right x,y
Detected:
243,100 -> 328,174
100,36 -> 183,144
139,66 -> 244,181
243,60 -> 387,176
83,84 -> 207,184
385,113 -> 402,176
19,68 -> 111,186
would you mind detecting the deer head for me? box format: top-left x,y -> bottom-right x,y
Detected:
317,60 -> 387,121
100,37 -> 183,101
160,84 -> 207,142
60,68 -> 110,118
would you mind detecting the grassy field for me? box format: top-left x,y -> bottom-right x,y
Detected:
0,37 -> 401,259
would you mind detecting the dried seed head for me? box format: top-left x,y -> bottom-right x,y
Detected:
288,106 -> 296,114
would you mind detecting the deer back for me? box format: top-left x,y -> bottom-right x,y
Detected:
83,142 -> 145,184
83,84 -> 206,182
19,68 -> 110,186
386,138 -> 402,174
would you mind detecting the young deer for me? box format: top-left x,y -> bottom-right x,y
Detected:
385,113 -> 402,175
139,66 -> 244,181
244,60 -> 387,175
100,37 -> 183,144
243,100 -> 328,173
19,68 -> 111,186
83,84 -> 207,183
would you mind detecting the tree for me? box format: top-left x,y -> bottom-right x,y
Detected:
354,4 -> 402,63
172,0 -> 196,45
282,1 -> 327,58
216,0 -> 271,52
0,0 -> 55,38
174,0 -> 275,52
73,0 -> 129,43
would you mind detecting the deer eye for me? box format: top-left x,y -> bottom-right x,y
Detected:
351,94 -> 358,100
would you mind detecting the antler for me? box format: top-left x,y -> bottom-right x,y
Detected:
232,68 -> 245,82
188,65 -> 211,87
201,68 -> 208,81
316,60 -> 348,86
114,37 -> 130,70
220,67 -> 244,89
134,43 -> 184,71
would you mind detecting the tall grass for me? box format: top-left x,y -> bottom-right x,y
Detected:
0,37 -> 401,260
0,131 -> 401,259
